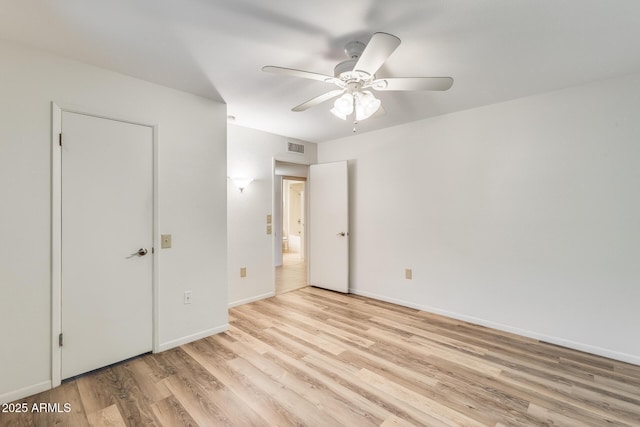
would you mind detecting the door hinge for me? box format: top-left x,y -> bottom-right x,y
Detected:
58,333 -> 63,347
59,133 -> 63,147
152,247 -> 155,254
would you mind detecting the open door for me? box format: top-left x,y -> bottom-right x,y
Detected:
309,161 -> 349,293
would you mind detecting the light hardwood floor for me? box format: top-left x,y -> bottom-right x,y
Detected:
275,251 -> 307,295
3,287 -> 640,426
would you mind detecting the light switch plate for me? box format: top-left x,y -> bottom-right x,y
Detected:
240,267 -> 247,278
161,234 -> 172,249
405,269 -> 413,280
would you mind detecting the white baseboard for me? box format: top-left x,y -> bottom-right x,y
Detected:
350,288 -> 640,366
157,324 -> 229,352
229,291 -> 275,308
0,380 -> 51,405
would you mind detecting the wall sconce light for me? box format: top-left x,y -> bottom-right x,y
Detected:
231,177 -> 253,192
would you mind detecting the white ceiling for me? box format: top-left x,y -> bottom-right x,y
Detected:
2,0 -> 640,142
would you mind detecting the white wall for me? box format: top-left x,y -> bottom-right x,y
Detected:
318,72 -> 640,364
0,40 -> 228,403
227,125 -> 316,307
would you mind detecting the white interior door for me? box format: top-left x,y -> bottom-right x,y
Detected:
309,161 -> 349,293
61,111 -> 153,379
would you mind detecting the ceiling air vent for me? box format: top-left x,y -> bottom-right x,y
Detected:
287,142 -> 305,154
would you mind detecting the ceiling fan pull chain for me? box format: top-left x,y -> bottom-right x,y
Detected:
352,96 -> 358,132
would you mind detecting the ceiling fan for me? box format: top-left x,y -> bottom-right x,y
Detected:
263,32 -> 453,123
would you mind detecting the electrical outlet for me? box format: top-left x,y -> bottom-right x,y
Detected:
267,225 -> 272,235
405,269 -> 413,280
240,267 -> 247,278
266,214 -> 272,224
184,291 -> 192,304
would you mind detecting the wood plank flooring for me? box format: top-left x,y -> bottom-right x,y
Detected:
3,287 -> 640,426
275,251 -> 307,295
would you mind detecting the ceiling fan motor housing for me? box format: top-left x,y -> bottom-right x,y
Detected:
344,40 -> 365,59
334,40 -> 372,83
334,59 -> 357,77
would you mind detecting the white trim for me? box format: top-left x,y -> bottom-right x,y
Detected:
157,324 -> 229,352
50,102 -> 158,130
350,288 -> 640,366
229,291 -> 275,308
151,124 -> 160,354
51,103 -> 62,388
272,154 -> 313,165
51,102 -> 159,387
0,381 -> 51,405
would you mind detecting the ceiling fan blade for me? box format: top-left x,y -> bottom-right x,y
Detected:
353,32 -> 401,76
262,66 -> 336,84
369,77 -> 454,91
292,89 -> 345,112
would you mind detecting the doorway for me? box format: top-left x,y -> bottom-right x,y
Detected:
274,161 -> 309,295
277,178 -> 307,294
52,104 -> 155,385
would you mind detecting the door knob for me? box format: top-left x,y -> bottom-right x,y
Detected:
136,248 -> 148,256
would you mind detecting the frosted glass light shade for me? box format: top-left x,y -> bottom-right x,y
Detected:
329,91 -> 381,121
355,91 -> 381,121
334,93 -> 354,115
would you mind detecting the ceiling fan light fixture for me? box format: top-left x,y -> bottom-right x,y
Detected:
355,91 -> 381,121
333,93 -> 354,115
330,107 -> 347,120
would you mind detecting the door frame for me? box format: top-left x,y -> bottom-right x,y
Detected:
50,102 -> 159,388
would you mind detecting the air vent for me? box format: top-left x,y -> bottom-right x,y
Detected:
287,142 -> 305,154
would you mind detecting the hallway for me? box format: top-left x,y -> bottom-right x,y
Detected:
275,252 -> 307,294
